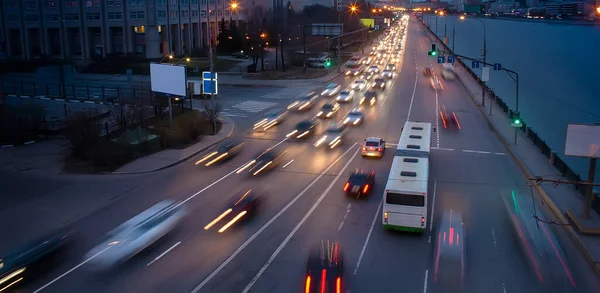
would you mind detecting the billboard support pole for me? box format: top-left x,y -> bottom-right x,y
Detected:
168,95 -> 173,128
584,158 -> 597,218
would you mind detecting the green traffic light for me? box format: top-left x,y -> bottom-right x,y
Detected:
326,62 -> 331,67
514,119 -> 521,124
431,51 -> 437,56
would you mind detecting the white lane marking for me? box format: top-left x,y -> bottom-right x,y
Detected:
191,143 -> 359,293
495,152 -> 506,156
240,147 -> 361,293
431,147 -> 454,151
147,241 -> 181,266
423,269 -> 429,293
434,84 -> 440,148
502,282 -> 507,293
462,149 -> 490,154
406,69 -> 419,122
353,199 -> 383,275
429,180 -> 437,232
33,246 -> 113,293
282,159 -> 294,169
338,203 -> 352,231
491,229 -> 497,249
428,235 -> 431,244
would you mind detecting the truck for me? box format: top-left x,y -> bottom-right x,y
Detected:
463,4 -> 484,14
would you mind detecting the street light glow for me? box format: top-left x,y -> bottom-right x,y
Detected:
350,5 -> 357,12
169,55 -> 173,59
439,11 -> 444,16
459,15 -> 466,20
231,2 -> 238,9
597,7 -> 600,14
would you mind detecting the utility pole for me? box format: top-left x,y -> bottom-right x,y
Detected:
206,0 -> 216,134
530,176 -> 600,219
337,13 -> 342,73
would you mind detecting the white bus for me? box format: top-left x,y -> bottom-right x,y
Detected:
395,121 -> 432,158
382,121 -> 432,232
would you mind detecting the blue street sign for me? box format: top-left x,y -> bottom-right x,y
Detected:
471,61 -> 480,69
126,69 -> 132,83
447,56 -> 455,64
203,79 -> 218,95
493,63 -> 502,71
374,25 -> 379,31
202,72 -> 217,80
437,56 -> 445,64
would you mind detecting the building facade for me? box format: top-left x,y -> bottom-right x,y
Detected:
0,0 -> 247,60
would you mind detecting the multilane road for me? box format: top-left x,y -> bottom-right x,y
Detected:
18,18 -> 599,293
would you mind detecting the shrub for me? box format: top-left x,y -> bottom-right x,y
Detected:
65,113 -> 101,159
86,141 -> 134,171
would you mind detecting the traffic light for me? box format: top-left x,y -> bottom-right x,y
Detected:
427,43 -> 437,56
511,112 -> 522,127
325,58 -> 331,67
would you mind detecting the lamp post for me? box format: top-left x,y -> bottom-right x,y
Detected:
231,3 -> 239,26
460,15 -> 487,107
206,0 -> 217,134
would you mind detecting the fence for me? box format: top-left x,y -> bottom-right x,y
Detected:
421,20 -> 588,196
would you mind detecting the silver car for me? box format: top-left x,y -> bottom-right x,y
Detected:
351,79 -> 367,91
368,65 -> 380,73
85,200 -> 186,270
254,108 -> 288,131
314,123 -> 346,149
336,90 -> 354,103
343,107 -> 365,126
288,94 -> 318,111
361,137 -> 386,157
321,83 -> 342,96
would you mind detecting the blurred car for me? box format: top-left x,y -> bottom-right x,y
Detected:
360,91 -> 378,106
439,105 -> 461,130
0,228 -> 72,291
372,78 -> 387,90
314,123 -> 345,149
423,67 -> 433,76
232,52 -> 249,59
342,107 -> 364,126
253,108 -> 288,131
377,58 -> 386,65
335,90 -> 354,103
502,191 -> 577,291
430,75 -> 443,90
343,170 -> 375,198
85,200 -> 186,270
359,72 -> 375,80
381,69 -> 394,80
321,83 -> 342,96
316,102 -> 340,119
237,147 -> 286,176
367,65 -> 380,73
345,67 -> 362,77
433,210 -> 466,290
288,93 -> 318,112
204,189 -> 259,233
195,139 -> 246,166
287,120 -> 317,139
351,79 -> 367,91
361,57 -> 372,64
305,240 -> 343,293
361,137 -> 386,157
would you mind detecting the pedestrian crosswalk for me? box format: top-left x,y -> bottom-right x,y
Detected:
220,100 -> 278,117
260,86 -> 321,100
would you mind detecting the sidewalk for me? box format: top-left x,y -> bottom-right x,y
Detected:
113,116 -> 235,174
420,22 -> 600,276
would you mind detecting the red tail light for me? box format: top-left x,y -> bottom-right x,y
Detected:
343,182 -> 350,192
305,275 -> 311,293
421,217 -> 425,224
363,184 -> 369,193
320,269 -> 327,293
377,148 -> 381,152
336,277 -> 342,293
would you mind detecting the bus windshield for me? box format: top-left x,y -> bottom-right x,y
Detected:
386,192 -> 425,207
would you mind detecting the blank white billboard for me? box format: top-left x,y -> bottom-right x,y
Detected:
565,124 -> 600,159
150,63 -> 187,96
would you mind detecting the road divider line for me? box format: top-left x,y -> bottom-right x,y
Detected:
240,147 -> 360,293
434,83 -> 441,148
406,69 -> 419,122
431,147 -> 454,151
34,246 -> 113,293
338,204 -> 352,231
190,143 -> 359,293
353,199 -> 382,275
147,241 -> 181,266
282,159 -> 294,169
429,180 -> 437,232
423,269 -> 429,293
491,229 -> 498,251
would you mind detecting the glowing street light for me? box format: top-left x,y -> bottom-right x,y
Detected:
459,15 -> 466,20
350,5 -> 357,13
597,7 -> 600,14
231,2 -> 238,9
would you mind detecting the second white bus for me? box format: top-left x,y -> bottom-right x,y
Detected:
396,121 -> 431,158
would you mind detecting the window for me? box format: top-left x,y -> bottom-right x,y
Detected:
45,1 -> 57,8
157,0 -> 166,4
128,0 -> 141,5
134,25 -> 145,33
201,0 -> 206,4
181,10 -> 188,17
181,0 -> 188,4
108,12 -> 123,20
65,13 -> 80,20
158,11 -> 167,19
200,10 -> 206,17
25,14 -> 40,22
86,12 -> 100,20
191,10 -> 198,17
218,9 -> 222,16
85,0 -> 100,7
170,10 -> 177,18
170,0 -> 177,4
108,0 -> 123,5
191,0 -> 197,3
24,1 -> 37,10
225,9 -> 229,16
385,192 -> 425,207
135,45 -> 146,54
64,0 -> 79,7
4,1 -> 18,9
47,14 -> 59,21
137,11 -> 145,19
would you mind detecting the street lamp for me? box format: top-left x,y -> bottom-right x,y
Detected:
159,54 -> 174,63
460,16 -> 487,107
230,3 -> 239,25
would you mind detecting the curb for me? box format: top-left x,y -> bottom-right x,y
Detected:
110,116 -> 235,175
450,49 -> 600,278
417,20 -> 600,278
0,140 -> 36,148
6,94 -> 119,106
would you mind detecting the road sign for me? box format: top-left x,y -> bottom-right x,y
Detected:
482,67 -> 490,82
437,56 -> 445,64
493,63 -> 502,71
311,23 -> 343,36
126,69 -> 132,83
202,71 -> 218,95
471,61 -> 480,69
374,25 -> 379,31
447,56 -> 455,64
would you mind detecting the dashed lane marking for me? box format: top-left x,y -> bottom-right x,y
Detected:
431,147 -> 505,156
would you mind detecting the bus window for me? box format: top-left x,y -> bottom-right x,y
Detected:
385,192 -> 425,207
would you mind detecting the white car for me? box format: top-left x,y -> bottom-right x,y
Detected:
321,83 -> 342,96
368,65 -> 379,73
314,123 -> 346,149
288,94 -> 318,111
361,137 -> 386,158
351,79 -> 367,91
381,70 -> 393,79
343,107 -> 365,126
336,90 -> 354,103
430,75 -> 443,90
85,200 -> 186,270
254,108 -> 288,130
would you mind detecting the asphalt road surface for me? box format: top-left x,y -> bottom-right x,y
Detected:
11,18 -> 599,293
